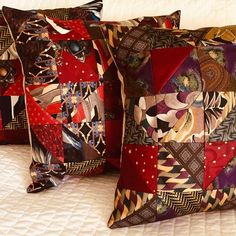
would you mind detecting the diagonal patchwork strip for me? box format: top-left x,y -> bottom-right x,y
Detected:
108,188 -> 155,228
65,159 -> 106,175
157,146 -> 202,191
3,109 -> 28,130
163,142 -> 204,187
0,25 -> 12,56
211,156 -> 236,189
110,197 -> 157,228
201,188 -> 236,211
158,190 -> 203,216
209,105 -> 236,142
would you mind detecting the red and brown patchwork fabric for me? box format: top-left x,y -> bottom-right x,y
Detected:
3,6 -> 181,192
101,24 -> 236,228
3,7 -> 106,193
0,12 -> 28,144
0,1 -> 103,144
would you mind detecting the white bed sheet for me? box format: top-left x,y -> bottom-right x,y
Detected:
0,145 -> 236,236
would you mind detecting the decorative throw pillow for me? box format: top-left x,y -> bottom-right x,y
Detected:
0,0 -> 103,144
3,6 -> 181,192
100,23 -> 236,228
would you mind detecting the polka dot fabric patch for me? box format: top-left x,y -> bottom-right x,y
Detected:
57,48 -> 99,83
25,90 -> 60,126
118,144 -> 158,193
204,141 -> 236,189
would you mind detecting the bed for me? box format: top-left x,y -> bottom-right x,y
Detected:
1,145 -> 236,236
0,0 -> 236,235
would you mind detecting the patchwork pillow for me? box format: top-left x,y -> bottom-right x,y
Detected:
3,6 -> 181,193
100,23 -> 236,228
0,0 -> 103,144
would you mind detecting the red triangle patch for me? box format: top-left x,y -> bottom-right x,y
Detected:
3,61 -> 24,96
31,124 -> 64,163
203,141 -> 236,189
151,47 -> 193,93
25,90 -> 60,125
3,75 -> 24,96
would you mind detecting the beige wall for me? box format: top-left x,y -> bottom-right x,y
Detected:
0,0 -> 235,29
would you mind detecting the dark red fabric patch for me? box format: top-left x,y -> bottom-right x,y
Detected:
45,102 -> 62,117
3,60 -> 24,96
118,144 -> 158,193
31,124 -> 64,163
57,50 -> 99,83
49,18 -> 91,41
94,40 -> 109,70
70,103 -> 86,124
0,113 -> 2,129
25,90 -> 60,125
203,141 -> 236,189
0,129 -> 29,144
151,47 -> 193,93
105,119 -> 123,170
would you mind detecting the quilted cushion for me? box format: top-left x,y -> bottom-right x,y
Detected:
100,23 -> 236,228
0,0 -> 103,144
3,5 -> 181,192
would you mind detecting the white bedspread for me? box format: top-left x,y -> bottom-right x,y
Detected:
0,145 -> 236,236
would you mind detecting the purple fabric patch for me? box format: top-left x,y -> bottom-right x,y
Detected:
213,157 -> 236,188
